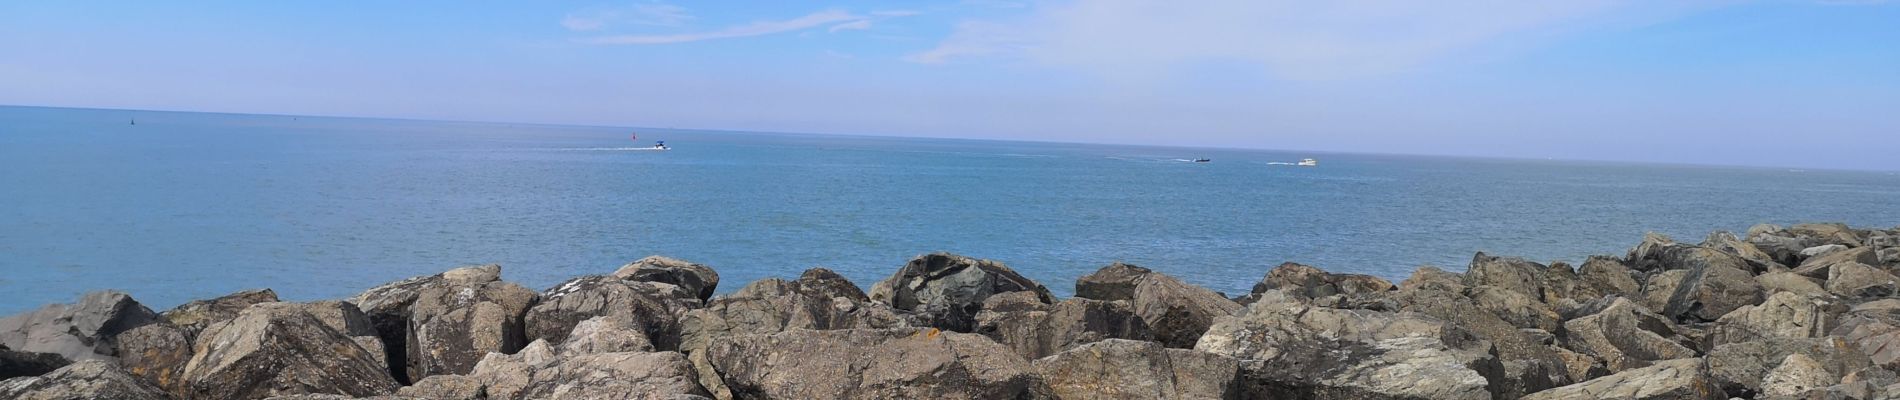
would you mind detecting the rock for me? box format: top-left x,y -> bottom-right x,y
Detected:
1831,300 -> 1900,369
350,264 -> 499,383
0,360 -> 170,400
703,328 -> 1046,399
1803,244 -> 1850,258
677,274 -> 917,399
178,302 -> 397,399
1761,353 -> 1837,398
974,293 -> 1152,359
1075,262 -> 1153,301
457,339 -> 557,399
0,291 -> 157,362
396,374 -> 484,399
1794,247 -> 1879,279
1554,347 -> 1611,384
1827,262 -> 1899,299
1033,339 -> 1237,400
404,275 -> 537,381
1399,266 -> 1468,293
1467,285 -> 1559,331
1706,291 -> 1836,346
1757,272 -> 1828,297
513,351 -> 709,400
0,346 -> 69,380
112,322 -> 189,397
1391,288 -> 1569,397
1463,252 -> 1547,299
1127,268 -> 1244,348
790,267 -> 868,302
1539,262 -> 1585,308
614,256 -> 722,302
1791,223 -> 1862,247
1628,232 -> 1758,275
1643,259 -> 1764,322
558,316 -> 654,354
1577,256 -> 1642,299
1521,358 -> 1722,400
868,253 -> 1054,332
1251,262 -> 1394,299
159,288 -> 278,339
1558,297 -> 1696,372
524,275 -> 700,350
1195,300 -> 1502,400
1706,337 -> 1873,396
1704,231 -> 1785,271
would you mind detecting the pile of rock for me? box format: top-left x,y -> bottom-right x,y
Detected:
3,223 -> 1898,399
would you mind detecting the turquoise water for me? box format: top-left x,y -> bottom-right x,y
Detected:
4,105 -> 1899,314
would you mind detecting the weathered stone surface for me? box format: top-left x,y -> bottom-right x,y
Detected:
1643,260 -> 1764,322
1757,271 -> 1829,297
524,275 -> 699,350
789,267 -> 868,302
1464,252 -> 1547,299
1391,287 -> 1569,397
679,274 -> 919,399
1791,223 -> 1863,247
1468,285 -> 1559,331
1828,262 -> 1899,299
0,346 -> 70,380
405,276 -> 536,381
1251,262 -> 1394,299
1761,353 -> 1837,398
1629,233 -> 1758,278
1075,262 -> 1153,301
868,253 -> 1054,332
179,302 -> 397,399
1831,299 -> 1900,369
974,293 -> 1152,359
558,315 -> 654,354
0,291 -> 157,362
160,289 -> 278,339
614,256 -> 722,302
1399,266 -> 1468,293
1130,269 -> 1244,348
514,351 -> 709,400
1195,300 -> 1502,400
1707,291 -> 1836,346
1034,339 -> 1237,400
1795,247 -> 1879,279
1577,256 -> 1641,299
1706,337 -> 1873,396
1521,358 -> 1722,400
0,360 -> 170,400
112,322 -> 189,397
1559,297 -> 1696,372
1704,230 -> 1785,272
349,264 -> 500,383
396,374 -> 484,399
704,328 -> 1046,400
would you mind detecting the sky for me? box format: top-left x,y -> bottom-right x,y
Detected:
1,1 -> 1896,170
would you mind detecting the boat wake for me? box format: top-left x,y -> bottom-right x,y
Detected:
547,147 -> 670,151
1266,162 -> 1298,165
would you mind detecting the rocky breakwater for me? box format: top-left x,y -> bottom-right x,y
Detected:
4,223 -> 1900,399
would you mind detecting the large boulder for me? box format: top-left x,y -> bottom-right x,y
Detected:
1194,300 -> 1503,399
1250,262 -> 1394,299
1705,291 -> 1837,346
1790,222 -> 1863,247
1627,232 -> 1757,275
1034,339 -> 1238,400
1398,266 -> 1468,293
787,267 -> 869,302
177,302 -> 397,399
1391,287 -> 1571,397
1793,247 -> 1879,279
868,253 -> 1054,332
401,339 -> 709,400
523,275 -> 700,351
1706,337 -> 1872,397
112,322 -> 190,397
1558,297 -> 1696,372
1760,353 -> 1837,398
1703,231 -> 1784,272
678,274 -> 917,398
614,256 -> 722,302
159,289 -> 278,339
404,274 -> 537,381
1831,299 -> 1900,369
0,360 -> 170,400
0,345 -> 70,380
0,291 -> 157,362
1076,264 -> 1244,348
350,264 -> 503,383
1075,262 -> 1153,301
558,315 -> 655,355
1463,252 -> 1547,299
973,292 -> 1152,359
1521,358 -> 1722,400
703,328 -> 1047,399
1756,271 -> 1828,297
1827,262 -> 1900,299
1467,285 -> 1559,331
1576,256 -> 1641,299
1640,259 -> 1763,322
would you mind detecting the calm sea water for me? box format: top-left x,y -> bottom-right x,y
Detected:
3,105 -> 1898,314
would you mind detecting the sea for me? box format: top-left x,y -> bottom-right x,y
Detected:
3,105 -> 1898,314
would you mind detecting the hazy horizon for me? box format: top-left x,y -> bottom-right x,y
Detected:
4,1 -> 1896,170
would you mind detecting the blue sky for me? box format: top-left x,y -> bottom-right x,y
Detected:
2,1 -> 1896,170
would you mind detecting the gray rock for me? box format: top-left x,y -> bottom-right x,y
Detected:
1828,262 -> 1899,299
1251,262 -> 1394,299
677,274 -> 917,399
558,315 -> 655,354
112,322 -> 190,397
1642,258 -> 1763,322
1794,247 -> 1879,279
513,351 -> 709,400
0,291 -> 157,362
1577,256 -> 1642,299
1803,244 -> 1850,258
0,346 -> 70,380
1391,287 -> 1570,397
1521,358 -> 1722,400
396,374 -> 484,399
524,275 -> 700,351
1558,297 -> 1696,372
1075,262 -> 1153,301
1761,353 -> 1837,398
789,267 -> 868,302
1757,271 -> 1828,297
974,293 -> 1152,359
349,264 -> 500,383
0,360 -> 170,400
1468,285 -> 1559,331
1706,337 -> 1873,397
1195,300 -> 1502,400
1831,299 -> 1900,369
1129,269 -> 1244,348
868,253 -> 1054,332
1463,252 -> 1547,299
178,302 -> 397,399
405,276 -> 537,381
1034,339 -> 1237,400
1791,223 -> 1863,247
1398,266 -> 1468,293
1627,232 -> 1758,276
1704,230 -> 1786,272
1706,291 -> 1837,346
159,288 -> 278,339
614,256 -> 722,302
703,328 -> 1047,399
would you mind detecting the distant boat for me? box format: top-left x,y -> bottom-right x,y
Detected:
1193,158 -> 1211,163
129,118 -> 136,126
632,132 -> 670,150
1297,158 -> 1318,167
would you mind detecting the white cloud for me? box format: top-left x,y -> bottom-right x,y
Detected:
563,3 -> 694,31
908,0 -> 1705,80
828,19 -> 873,33
871,10 -> 924,17
585,10 -> 863,45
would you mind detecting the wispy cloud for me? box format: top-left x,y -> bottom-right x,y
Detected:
828,19 -> 874,33
579,8 -> 922,45
563,3 -> 693,31
903,21 -> 1028,64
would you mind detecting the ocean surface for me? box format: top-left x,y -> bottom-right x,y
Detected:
3,105 -> 1899,314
